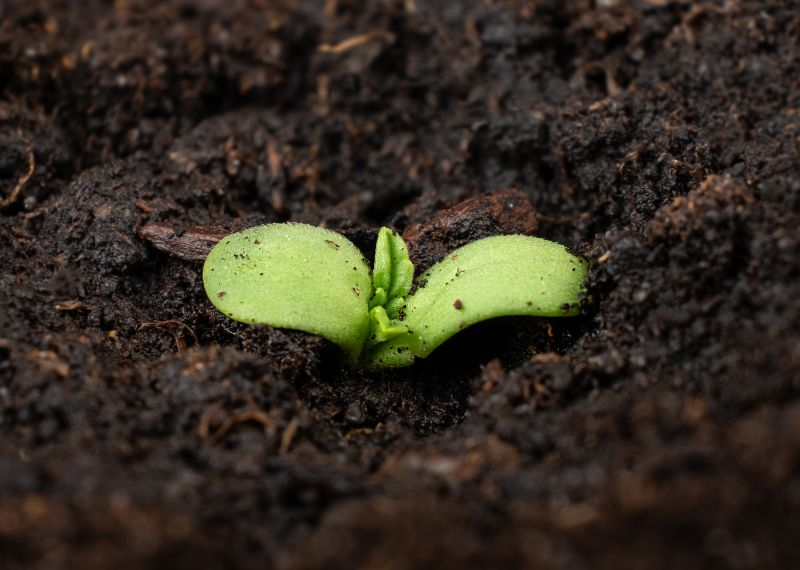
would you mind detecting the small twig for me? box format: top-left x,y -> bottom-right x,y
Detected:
279,417 -> 300,455
53,300 -> 86,311
137,223 -> 227,263
196,403 -> 224,441
318,30 -> 394,54
138,320 -> 199,351
206,409 -> 278,445
1,150 -> 35,208
344,424 -> 383,440
267,140 -> 285,215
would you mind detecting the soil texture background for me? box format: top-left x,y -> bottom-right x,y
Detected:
1,1 -> 800,568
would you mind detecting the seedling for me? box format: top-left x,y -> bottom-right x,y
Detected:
202,223 -> 588,368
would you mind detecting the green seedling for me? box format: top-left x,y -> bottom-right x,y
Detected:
203,223 -> 588,369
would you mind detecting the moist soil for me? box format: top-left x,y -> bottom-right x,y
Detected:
1,1 -> 799,568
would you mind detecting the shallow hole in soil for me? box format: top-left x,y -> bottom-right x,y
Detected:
301,315 -> 588,437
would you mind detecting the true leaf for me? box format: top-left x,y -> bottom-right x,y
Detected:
367,227 -> 412,347
372,227 -> 413,302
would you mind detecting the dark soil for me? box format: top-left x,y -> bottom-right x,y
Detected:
2,1 -> 799,568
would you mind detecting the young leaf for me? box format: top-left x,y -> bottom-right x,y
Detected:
202,223 -> 373,362
372,227 -> 413,303
367,227 -> 412,347
369,306 -> 410,344
366,235 -> 588,368
386,229 -> 414,301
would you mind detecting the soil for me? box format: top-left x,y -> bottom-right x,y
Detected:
1,1 -> 799,568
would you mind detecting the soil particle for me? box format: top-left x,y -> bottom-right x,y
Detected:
403,188 -> 540,273
138,223 -> 228,263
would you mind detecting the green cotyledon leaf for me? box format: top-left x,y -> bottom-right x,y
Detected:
202,223 -> 373,362
366,235 -> 588,368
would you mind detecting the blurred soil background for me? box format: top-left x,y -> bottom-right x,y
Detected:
1,0 -> 799,568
